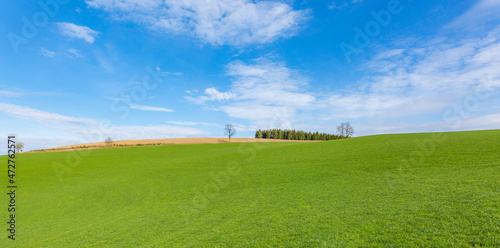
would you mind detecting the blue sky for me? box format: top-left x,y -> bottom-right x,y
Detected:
1,0 -> 500,152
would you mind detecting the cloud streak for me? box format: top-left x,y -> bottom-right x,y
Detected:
447,0 -> 500,30
0,89 -> 60,97
130,104 -> 174,112
40,47 -> 56,57
55,22 -> 100,43
0,91 -> 24,97
165,121 -> 221,127
85,0 -> 309,46
65,48 -> 83,58
0,102 -> 97,127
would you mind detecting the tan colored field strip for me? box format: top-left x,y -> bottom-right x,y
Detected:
29,138 -> 319,153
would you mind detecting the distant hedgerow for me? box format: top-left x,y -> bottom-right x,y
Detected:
255,129 -> 345,141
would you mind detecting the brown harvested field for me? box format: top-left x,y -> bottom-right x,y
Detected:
30,138 -> 319,153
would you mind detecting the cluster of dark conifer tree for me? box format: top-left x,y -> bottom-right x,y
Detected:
255,129 -> 344,141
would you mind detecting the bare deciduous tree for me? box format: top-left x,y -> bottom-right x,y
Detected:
105,137 -> 113,148
337,123 -> 345,138
16,141 -> 24,153
337,122 -> 355,138
224,124 -> 237,143
345,122 -> 354,138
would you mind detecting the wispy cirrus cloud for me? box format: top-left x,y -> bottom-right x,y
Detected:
55,22 -> 100,43
325,25 -> 500,120
165,121 -> 221,127
65,48 -> 83,59
0,90 -> 24,97
0,102 -> 97,127
40,47 -> 56,57
0,88 -> 60,97
446,0 -> 500,30
85,0 -> 310,46
130,104 -> 174,112
328,0 -> 362,10
324,0 -> 500,123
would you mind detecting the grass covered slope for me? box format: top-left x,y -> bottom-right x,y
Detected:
5,130 -> 500,247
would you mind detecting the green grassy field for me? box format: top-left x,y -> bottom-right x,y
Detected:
2,130 -> 500,247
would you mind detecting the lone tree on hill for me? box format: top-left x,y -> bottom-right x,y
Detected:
337,122 -> 355,138
105,137 -> 113,148
224,123 -> 237,143
16,141 -> 25,153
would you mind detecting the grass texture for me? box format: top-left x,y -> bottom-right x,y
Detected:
2,130 -> 499,247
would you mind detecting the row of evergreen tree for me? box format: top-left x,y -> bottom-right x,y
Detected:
255,129 -> 345,141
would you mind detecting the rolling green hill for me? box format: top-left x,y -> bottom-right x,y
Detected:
3,130 -> 500,247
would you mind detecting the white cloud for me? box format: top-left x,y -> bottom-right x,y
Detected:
187,87 -> 236,104
86,0 -> 309,46
221,104 -> 296,129
373,49 -> 405,60
165,121 -> 221,127
328,2 -> 348,9
40,47 -> 56,57
187,57 -> 315,128
0,103 -> 97,127
55,22 -> 100,43
86,0 -> 162,11
0,89 -> 59,97
0,90 -> 24,97
65,48 -> 83,58
95,51 -> 114,73
226,59 -> 315,107
458,113 -> 500,130
328,0 -> 362,10
130,104 -> 174,112
447,0 -> 500,30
